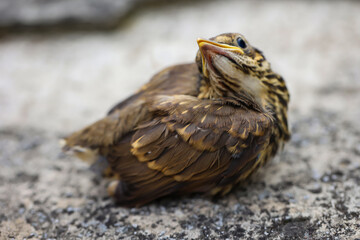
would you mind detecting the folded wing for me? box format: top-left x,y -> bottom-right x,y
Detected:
107,95 -> 273,204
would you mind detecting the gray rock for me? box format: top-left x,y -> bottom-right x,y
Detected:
307,183 -> 322,194
0,0 -> 360,239
0,0 -> 141,30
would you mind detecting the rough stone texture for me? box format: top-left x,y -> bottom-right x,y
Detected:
0,0 -> 360,239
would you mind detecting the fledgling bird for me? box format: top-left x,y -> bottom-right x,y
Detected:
62,33 -> 290,207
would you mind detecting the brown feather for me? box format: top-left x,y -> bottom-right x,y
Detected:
62,33 -> 290,207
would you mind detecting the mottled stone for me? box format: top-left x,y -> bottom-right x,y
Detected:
0,1 -> 360,239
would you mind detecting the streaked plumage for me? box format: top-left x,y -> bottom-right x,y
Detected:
62,33 -> 290,206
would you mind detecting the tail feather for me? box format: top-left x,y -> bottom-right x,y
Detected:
60,138 -> 99,165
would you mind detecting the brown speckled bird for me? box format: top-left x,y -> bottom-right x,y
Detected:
62,33 -> 290,207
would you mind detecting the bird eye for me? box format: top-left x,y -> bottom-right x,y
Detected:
236,37 -> 247,48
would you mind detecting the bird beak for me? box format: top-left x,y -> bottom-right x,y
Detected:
197,38 -> 244,77
197,38 -> 242,52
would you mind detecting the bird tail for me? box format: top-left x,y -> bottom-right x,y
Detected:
59,138 -> 99,165
60,137 -> 116,178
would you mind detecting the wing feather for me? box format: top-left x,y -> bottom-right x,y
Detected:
128,95 -> 273,187
101,94 -> 274,205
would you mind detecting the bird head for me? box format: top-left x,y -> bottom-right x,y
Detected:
196,33 -> 275,107
196,33 -> 290,140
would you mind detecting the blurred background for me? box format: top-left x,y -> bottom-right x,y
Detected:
1,0 -> 360,239
1,0 -> 359,133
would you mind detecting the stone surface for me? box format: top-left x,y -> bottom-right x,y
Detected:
0,0 -> 360,239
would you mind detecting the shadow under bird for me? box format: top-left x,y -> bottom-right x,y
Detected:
62,33 -> 290,207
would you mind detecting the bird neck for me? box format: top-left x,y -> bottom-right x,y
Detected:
260,73 -> 291,141
197,72 -> 290,141
197,73 -> 264,112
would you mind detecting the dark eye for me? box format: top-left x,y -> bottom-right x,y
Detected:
236,37 -> 247,48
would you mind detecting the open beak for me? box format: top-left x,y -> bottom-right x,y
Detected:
197,38 -> 244,77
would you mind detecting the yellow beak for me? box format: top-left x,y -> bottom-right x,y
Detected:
197,38 -> 244,54
196,38 -> 244,78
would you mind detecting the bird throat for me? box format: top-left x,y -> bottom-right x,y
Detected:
197,73 -> 266,112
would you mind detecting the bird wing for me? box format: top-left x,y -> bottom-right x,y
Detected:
129,94 -> 273,189
63,64 -> 200,151
63,98 -> 149,149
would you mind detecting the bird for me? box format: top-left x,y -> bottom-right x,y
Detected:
61,33 -> 290,207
